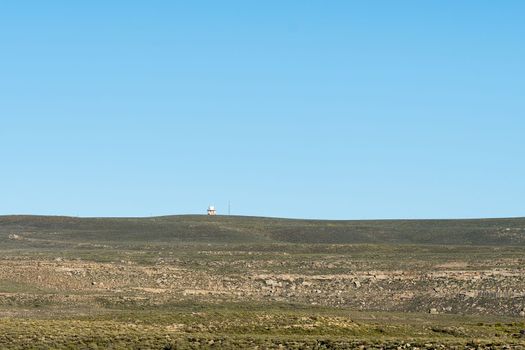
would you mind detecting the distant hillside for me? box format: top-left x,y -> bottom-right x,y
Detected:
1,215 -> 524,246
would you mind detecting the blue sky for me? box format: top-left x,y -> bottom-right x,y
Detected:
1,1 -> 524,219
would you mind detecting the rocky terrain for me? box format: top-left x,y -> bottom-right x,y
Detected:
1,246 -> 525,317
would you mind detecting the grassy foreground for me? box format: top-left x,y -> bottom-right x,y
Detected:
1,303 -> 525,349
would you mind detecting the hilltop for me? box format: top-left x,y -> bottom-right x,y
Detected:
1,214 -> 524,246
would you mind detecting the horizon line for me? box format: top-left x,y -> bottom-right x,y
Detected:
1,213 -> 524,222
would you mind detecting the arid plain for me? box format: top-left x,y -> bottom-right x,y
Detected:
1,215 -> 524,349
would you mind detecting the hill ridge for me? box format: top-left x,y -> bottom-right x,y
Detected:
1,214 -> 525,246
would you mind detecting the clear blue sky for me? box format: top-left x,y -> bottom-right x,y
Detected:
1,1 -> 524,219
